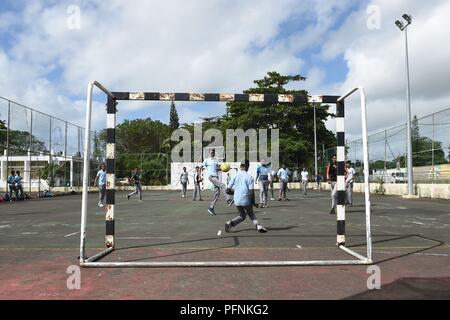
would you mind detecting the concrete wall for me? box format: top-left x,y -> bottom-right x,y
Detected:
318,182 -> 450,200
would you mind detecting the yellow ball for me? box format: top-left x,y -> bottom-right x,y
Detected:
220,162 -> 231,172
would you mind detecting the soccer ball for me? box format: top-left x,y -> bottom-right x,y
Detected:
220,163 -> 231,172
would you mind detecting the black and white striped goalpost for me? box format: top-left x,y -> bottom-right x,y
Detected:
79,81 -> 372,267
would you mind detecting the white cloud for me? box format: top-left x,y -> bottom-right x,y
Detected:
319,0 -> 450,141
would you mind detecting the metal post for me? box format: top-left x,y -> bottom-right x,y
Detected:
359,87 -> 372,262
6,101 -> 10,192
80,83 -> 94,262
49,117 -> 53,188
29,110 -> 33,195
404,27 -> 414,195
313,105 -> 318,189
384,130 -> 387,183
64,121 -> 68,191
431,113 -> 435,182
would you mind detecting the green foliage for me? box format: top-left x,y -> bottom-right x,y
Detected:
220,71 -> 335,169
0,119 -> 47,153
411,115 -> 448,166
169,101 -> 180,131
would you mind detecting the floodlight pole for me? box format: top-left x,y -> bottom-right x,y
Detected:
396,15 -> 414,195
404,26 -> 414,195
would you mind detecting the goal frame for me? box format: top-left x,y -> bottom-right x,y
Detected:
79,81 -> 372,267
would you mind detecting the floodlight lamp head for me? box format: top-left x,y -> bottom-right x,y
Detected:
402,14 -> 412,24
395,20 -> 404,30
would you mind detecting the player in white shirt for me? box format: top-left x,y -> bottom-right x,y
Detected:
300,168 -> 309,197
345,161 -> 356,206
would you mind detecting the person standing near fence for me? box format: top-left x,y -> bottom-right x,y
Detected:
192,166 -> 203,201
345,161 -> 355,207
326,154 -> 338,215
179,167 -> 189,198
301,167 -> 309,197
256,159 -> 270,208
94,163 -> 106,207
316,173 -> 322,191
277,165 -> 289,201
127,167 -> 143,201
7,170 -> 17,201
15,170 -> 24,200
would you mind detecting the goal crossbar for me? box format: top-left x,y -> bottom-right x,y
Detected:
80,81 -> 372,267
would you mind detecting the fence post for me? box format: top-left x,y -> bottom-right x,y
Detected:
65,121 -> 68,191
49,116 -> 53,188
432,112 -> 435,182
29,110 -> 33,195
384,130 -> 387,183
6,101 -> 10,193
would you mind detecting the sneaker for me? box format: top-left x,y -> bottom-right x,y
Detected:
227,199 -> 234,206
192,199 -> 196,201
329,208 -> 336,215
270,198 -> 275,201
285,198 -> 290,201
224,221 -> 232,233
127,195 -> 130,200
259,203 -> 264,208
208,208 -> 216,215
278,198 -> 282,201
199,199 -> 204,201
256,225 -> 268,233
98,203 -> 104,208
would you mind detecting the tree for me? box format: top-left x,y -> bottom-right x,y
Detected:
169,101 -> 180,131
220,71 -> 335,169
0,118 -> 47,153
411,114 -> 448,166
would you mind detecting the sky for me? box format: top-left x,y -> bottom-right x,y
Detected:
0,0 -> 449,142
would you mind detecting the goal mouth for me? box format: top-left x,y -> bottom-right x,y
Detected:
79,81 -> 372,267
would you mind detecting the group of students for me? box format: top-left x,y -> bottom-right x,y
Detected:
6,170 -> 25,201
93,149 -> 356,233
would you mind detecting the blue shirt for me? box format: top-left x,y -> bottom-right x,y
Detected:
15,175 -> 23,185
7,175 -> 15,186
202,158 -> 219,176
277,168 -> 289,181
96,170 -> 107,186
256,164 -> 270,181
227,170 -> 254,206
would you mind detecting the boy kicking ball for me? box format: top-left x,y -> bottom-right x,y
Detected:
224,160 -> 268,233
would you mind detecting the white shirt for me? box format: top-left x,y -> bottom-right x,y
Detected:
301,170 -> 308,181
346,167 -> 355,183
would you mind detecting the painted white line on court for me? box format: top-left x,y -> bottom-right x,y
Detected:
116,236 -> 171,240
64,231 -> 80,238
217,230 -> 222,236
412,221 -> 425,225
0,225 -> 11,229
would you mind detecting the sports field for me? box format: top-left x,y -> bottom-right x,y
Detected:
0,190 -> 449,299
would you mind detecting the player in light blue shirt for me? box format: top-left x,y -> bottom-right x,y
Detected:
94,163 -> 107,207
224,160 -> 267,233
256,159 -> 271,208
202,149 -> 232,215
277,165 -> 290,201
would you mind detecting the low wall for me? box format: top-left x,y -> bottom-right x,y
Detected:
2,183 -> 449,200
319,182 -> 450,200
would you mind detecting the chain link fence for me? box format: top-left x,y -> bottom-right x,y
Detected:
0,96 -> 102,197
322,107 -> 450,183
